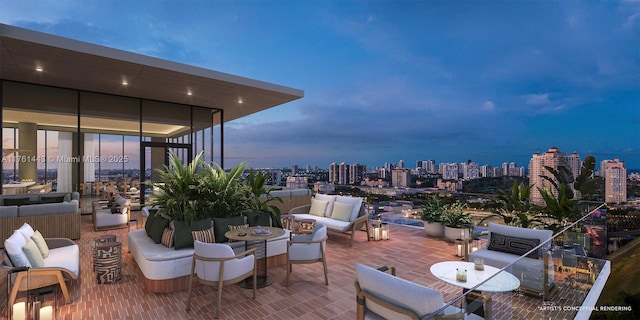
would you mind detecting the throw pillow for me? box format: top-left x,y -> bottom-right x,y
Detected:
148,216 -> 170,244
335,195 -> 363,222
145,210 -> 159,235
487,232 -> 541,258
192,228 -> 215,243
17,223 -> 35,241
22,239 -> 44,268
40,195 -> 65,203
161,228 -> 175,248
173,218 -> 213,250
309,199 -> 329,217
30,230 -> 49,258
228,224 -> 249,242
4,231 -> 31,268
314,194 -> 337,217
330,201 -> 354,222
4,198 -> 31,206
212,216 -> 245,243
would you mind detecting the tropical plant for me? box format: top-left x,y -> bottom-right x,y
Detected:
481,181 -> 541,228
197,161 -> 248,219
150,151 -> 206,223
244,169 -> 284,228
535,155 -> 602,233
442,202 -> 473,228
420,195 -> 446,223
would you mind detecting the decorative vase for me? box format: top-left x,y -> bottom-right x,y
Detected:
423,222 -> 445,237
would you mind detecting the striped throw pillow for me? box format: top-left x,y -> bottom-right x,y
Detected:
228,224 -> 249,242
161,228 -> 174,248
192,228 -> 215,243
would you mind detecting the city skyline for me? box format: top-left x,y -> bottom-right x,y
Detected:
1,1 -> 638,169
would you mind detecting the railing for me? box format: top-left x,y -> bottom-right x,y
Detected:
426,203 -> 619,320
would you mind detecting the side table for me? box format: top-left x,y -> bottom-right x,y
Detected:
93,235 -> 122,284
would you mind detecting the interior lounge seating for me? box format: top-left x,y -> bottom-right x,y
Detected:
92,194 -> 131,231
355,263 -> 470,320
185,240 -> 257,319
286,223 -> 329,286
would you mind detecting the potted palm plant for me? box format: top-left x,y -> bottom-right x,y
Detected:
243,169 -> 284,228
420,195 -> 446,237
442,202 -> 474,242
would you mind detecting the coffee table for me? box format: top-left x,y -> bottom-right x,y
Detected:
431,261 -> 520,318
225,226 -> 285,288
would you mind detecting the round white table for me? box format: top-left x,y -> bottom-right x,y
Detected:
430,261 -> 520,292
431,261 -> 520,319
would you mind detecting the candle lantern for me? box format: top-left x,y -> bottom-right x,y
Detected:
454,239 -> 464,257
7,268 -> 57,320
371,214 -> 382,241
381,223 -> 390,240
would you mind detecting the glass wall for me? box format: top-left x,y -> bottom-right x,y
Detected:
1,80 -> 221,198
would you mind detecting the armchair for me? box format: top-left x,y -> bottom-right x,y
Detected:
185,241 -> 257,319
2,235 -> 79,311
286,223 -> 328,286
355,263 -> 466,320
92,195 -> 131,231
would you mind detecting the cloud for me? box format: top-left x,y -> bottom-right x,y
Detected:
524,93 -> 551,105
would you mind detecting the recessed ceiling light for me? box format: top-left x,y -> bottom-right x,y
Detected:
238,98 -> 243,104
35,66 -> 43,72
122,80 -> 128,86
187,91 -> 193,96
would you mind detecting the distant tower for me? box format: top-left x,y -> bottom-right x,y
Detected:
398,160 -> 404,169
338,162 -> 349,185
391,168 -> 411,187
291,165 -> 298,176
602,158 -> 627,204
529,147 -> 580,206
329,163 -> 338,183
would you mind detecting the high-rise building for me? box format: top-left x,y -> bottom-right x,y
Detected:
529,147 -> 580,206
328,163 -> 338,183
602,158 -> 627,204
480,165 -> 493,178
291,165 -> 298,176
398,160 -> 404,169
439,163 -> 459,180
463,161 -> 480,180
338,162 -> 349,185
391,168 -> 411,187
349,163 -> 366,185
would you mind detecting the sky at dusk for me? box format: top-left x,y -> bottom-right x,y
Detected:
1,0 -> 639,170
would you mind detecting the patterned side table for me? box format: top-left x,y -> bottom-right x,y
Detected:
95,242 -> 122,284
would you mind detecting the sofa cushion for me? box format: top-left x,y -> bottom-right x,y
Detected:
4,230 -> 31,268
17,223 -> 35,241
309,198 -> 329,217
31,230 -> 49,258
4,197 -> 30,206
212,216 -> 245,244
40,195 -> 65,203
330,201 -> 353,222
314,194 -> 337,217
488,232 -> 540,258
23,239 -> 45,267
192,228 -> 215,243
356,263 -> 443,319
294,214 -> 352,232
0,206 -> 18,218
335,195 -> 363,222
161,228 -> 174,248
45,244 -> 80,277
149,216 -> 170,244
174,218 -> 213,249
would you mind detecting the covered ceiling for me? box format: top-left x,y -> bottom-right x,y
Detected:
0,23 -> 304,123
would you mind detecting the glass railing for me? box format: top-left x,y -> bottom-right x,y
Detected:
426,203 -> 617,320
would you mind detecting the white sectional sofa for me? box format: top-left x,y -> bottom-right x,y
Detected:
289,194 -> 370,247
128,207 -> 291,293
468,223 -> 555,299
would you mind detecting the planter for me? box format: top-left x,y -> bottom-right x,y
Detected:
423,222 -> 444,237
444,226 -> 471,242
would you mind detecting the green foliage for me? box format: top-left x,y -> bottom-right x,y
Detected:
481,181 -> 541,228
197,161 -> 248,219
244,169 -> 284,227
574,155 -> 601,200
442,202 -> 473,228
420,195 -> 446,223
150,151 -> 249,222
150,151 -> 205,223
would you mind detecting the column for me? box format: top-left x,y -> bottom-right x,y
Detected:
57,131 -> 73,192
17,122 -> 37,182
